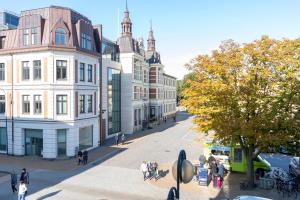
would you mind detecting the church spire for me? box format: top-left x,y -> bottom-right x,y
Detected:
147,20 -> 155,51
121,0 -> 132,37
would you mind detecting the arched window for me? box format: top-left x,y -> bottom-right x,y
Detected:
55,28 -> 65,45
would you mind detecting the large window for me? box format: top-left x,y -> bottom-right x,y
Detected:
57,129 -> 67,156
56,95 -> 67,114
0,95 -> 5,114
79,95 -> 85,113
108,68 -> 121,135
0,127 -> 7,151
55,28 -> 65,45
88,64 -> 93,82
80,63 -> 85,81
34,95 -> 42,114
87,95 -> 93,113
0,63 -> 4,81
79,126 -> 93,150
134,64 -> 141,80
22,61 -> 30,80
22,95 -> 30,114
31,27 -> 37,45
81,33 -> 92,50
33,60 -> 41,80
234,148 -> 243,162
23,29 -> 29,46
56,60 -> 67,80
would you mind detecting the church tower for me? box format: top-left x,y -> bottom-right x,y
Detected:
147,21 -> 155,52
121,0 -> 132,37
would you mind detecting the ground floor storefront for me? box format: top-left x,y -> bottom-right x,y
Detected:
0,118 -> 100,159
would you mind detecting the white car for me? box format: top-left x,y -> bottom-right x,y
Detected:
233,196 -> 272,200
289,157 -> 300,177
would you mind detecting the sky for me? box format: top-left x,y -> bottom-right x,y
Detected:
1,0 -> 300,79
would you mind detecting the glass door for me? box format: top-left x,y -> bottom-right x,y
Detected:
57,129 -> 66,157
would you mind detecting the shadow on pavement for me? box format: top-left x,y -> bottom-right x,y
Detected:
36,190 -> 62,200
119,111 -> 191,145
0,111 -> 191,199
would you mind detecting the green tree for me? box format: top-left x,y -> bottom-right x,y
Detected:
177,73 -> 197,104
182,36 -> 300,187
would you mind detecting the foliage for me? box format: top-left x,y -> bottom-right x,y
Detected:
182,36 -> 300,185
176,72 -> 197,103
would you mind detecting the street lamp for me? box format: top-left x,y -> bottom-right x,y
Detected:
167,150 -> 194,200
0,88 -> 8,155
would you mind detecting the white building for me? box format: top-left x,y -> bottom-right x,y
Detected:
112,5 -> 177,135
0,6 -> 102,158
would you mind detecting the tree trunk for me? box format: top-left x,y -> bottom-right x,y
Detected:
246,145 -> 255,188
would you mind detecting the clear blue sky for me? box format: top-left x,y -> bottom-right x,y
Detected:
1,0 -> 300,79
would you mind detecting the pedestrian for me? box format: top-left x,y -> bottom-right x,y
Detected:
207,152 -> 216,169
217,160 -> 224,180
121,133 -> 126,145
140,161 -> 148,181
115,133 -> 119,146
199,154 -> 206,168
147,161 -> 152,179
20,168 -> 29,185
18,180 -> 27,200
77,150 -> 83,165
83,151 -> 88,165
11,170 -> 18,194
152,161 -> 159,181
164,117 -> 167,123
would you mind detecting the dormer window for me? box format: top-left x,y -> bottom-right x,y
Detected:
55,28 -> 65,45
23,29 -> 29,46
31,27 -> 37,45
81,33 -> 92,50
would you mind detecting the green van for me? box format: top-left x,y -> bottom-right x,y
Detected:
204,141 -> 271,176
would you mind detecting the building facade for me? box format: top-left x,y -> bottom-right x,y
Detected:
112,5 -> 177,135
0,6 -> 102,158
0,4 -> 177,158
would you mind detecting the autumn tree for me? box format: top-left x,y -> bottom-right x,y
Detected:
177,72 -> 197,104
182,36 -> 300,187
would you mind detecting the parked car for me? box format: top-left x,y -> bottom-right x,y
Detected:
289,157 -> 300,177
265,167 -> 290,181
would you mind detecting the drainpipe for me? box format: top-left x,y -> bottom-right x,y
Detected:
98,25 -> 103,146
10,53 -> 14,156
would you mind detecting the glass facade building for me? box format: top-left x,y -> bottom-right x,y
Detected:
107,68 -> 121,135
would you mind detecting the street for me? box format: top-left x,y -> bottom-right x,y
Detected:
0,112 -> 295,200
0,112 -> 204,200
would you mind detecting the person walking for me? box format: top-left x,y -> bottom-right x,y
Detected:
217,160 -> 224,180
115,133 -> 119,146
121,134 -> 126,145
147,161 -> 152,179
18,181 -> 27,200
77,150 -> 83,165
152,161 -> 159,181
11,170 -> 18,194
140,161 -> 148,181
83,151 -> 88,165
20,168 -> 29,185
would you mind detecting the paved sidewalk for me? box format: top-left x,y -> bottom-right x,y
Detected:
0,116 -> 179,173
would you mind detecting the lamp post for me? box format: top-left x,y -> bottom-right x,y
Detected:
167,150 -> 194,200
0,88 -> 8,155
